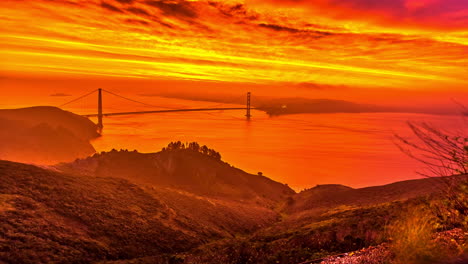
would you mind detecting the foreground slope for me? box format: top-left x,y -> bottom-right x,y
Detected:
0,159 -> 281,263
185,177 -> 465,264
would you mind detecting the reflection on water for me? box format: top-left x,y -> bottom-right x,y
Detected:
2,92 -> 464,190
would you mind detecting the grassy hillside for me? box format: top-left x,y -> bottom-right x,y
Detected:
185,176 -> 467,264
57,146 -> 294,206
185,195 -> 467,264
185,200 -> 417,264
0,160 -> 280,263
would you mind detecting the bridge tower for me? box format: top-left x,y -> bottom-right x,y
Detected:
246,92 -> 251,120
97,88 -> 103,133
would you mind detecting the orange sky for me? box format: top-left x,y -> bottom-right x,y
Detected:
0,0 -> 467,101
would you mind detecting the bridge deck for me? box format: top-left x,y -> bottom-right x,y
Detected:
82,107 -> 256,117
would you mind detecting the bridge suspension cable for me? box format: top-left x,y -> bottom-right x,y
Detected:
101,89 -> 165,109
59,88 -> 254,132
58,89 -> 98,107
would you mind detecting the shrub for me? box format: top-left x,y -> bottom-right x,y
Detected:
388,206 -> 438,264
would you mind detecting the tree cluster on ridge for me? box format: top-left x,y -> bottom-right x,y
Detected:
162,141 -> 222,160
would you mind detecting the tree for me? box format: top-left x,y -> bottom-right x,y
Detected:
200,145 -> 209,155
162,141 -> 222,160
394,122 -> 467,178
394,120 -> 467,229
188,142 -> 200,152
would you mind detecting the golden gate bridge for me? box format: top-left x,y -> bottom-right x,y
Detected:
59,88 -> 253,132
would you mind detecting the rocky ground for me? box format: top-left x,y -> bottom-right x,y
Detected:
318,229 -> 467,264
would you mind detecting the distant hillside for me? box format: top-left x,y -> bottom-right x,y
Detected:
151,93 -> 454,116
257,98 -> 397,116
284,177 -> 455,214
57,144 -> 295,206
0,106 -> 98,164
0,160 -> 280,263
0,106 -> 99,140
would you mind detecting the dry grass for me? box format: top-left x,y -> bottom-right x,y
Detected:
387,181 -> 468,264
0,159 -> 283,263
388,207 -> 438,264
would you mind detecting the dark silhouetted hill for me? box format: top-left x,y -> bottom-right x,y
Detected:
0,106 -> 98,164
257,98 -> 396,116
57,146 -> 295,206
0,106 -> 98,140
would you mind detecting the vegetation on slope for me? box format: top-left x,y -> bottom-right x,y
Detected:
0,148 -> 284,263
0,160 -> 199,263
184,199 -> 416,264
185,188 -> 467,264
57,142 -> 295,206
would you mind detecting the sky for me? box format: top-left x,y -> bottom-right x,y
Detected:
0,0 -> 467,103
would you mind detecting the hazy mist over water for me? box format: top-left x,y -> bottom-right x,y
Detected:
1,88 -> 464,190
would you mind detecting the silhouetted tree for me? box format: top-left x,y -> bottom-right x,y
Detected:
201,145 -> 209,155
395,122 -> 467,178
395,120 -> 467,228
162,141 -> 222,160
188,142 -> 200,152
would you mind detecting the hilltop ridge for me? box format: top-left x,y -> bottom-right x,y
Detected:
285,177 -> 449,214
57,142 -> 295,206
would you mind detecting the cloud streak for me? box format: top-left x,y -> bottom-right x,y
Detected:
249,0 -> 468,30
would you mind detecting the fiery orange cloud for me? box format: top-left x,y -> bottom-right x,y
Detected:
248,0 -> 468,31
0,0 -> 467,94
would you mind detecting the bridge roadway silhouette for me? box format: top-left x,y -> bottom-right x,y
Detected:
60,88 -> 254,132
82,107 -> 254,117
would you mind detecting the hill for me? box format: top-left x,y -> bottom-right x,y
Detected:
185,174 -> 467,264
284,177 -> 448,214
56,144 -> 294,205
256,98 -> 396,116
0,106 -> 99,140
0,106 -> 98,164
0,159 -> 281,263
